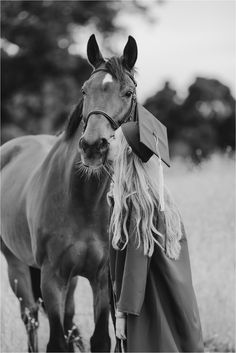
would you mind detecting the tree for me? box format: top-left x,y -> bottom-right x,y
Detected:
144,77 -> 235,160
1,0 -> 160,142
180,77 -> 235,158
144,81 -> 181,141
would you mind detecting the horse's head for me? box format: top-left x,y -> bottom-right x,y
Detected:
78,34 -> 138,169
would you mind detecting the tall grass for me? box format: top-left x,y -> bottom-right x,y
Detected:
1,153 -> 235,352
165,153 -> 235,352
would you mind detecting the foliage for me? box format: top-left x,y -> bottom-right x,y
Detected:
1,1 -> 234,160
144,78 -> 235,160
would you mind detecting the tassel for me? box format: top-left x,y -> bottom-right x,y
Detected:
158,157 -> 165,211
154,134 -> 165,211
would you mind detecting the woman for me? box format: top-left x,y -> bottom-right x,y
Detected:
107,121 -> 204,352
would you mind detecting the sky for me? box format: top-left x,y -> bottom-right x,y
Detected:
75,0 -> 235,103
69,0 -> 235,103
2,1 -> 235,103
114,0 -> 236,102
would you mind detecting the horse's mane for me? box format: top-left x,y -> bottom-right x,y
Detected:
65,98 -> 83,140
65,56 -> 133,140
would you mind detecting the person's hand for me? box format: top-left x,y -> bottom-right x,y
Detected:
115,316 -> 126,340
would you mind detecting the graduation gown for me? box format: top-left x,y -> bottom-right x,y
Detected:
109,209 -> 204,352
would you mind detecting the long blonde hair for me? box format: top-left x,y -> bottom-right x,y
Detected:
108,130 -> 183,259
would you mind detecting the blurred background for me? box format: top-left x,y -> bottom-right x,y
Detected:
1,0 -> 235,161
1,1 -> 235,352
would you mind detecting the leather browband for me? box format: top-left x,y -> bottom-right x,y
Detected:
90,68 -> 137,87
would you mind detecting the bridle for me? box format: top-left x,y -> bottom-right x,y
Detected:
83,68 -> 137,131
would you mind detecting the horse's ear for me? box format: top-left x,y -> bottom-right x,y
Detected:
87,34 -> 105,68
122,36 -> 138,71
65,99 -> 84,139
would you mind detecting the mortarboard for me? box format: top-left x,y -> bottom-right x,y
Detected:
121,104 -> 170,211
121,121 -> 152,162
121,104 -> 170,167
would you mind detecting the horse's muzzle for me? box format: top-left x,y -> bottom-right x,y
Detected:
79,137 -> 109,167
79,137 -> 108,153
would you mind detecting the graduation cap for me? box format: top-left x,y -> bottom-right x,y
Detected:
121,104 -> 170,167
121,104 -> 170,211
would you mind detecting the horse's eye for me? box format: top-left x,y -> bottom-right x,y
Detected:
125,90 -> 133,98
81,88 -> 86,96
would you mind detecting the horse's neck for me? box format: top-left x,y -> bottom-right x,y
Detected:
70,169 -> 111,209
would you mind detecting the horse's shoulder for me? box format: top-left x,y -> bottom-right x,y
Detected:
0,134 -> 57,170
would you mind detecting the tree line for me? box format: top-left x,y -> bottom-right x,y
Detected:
1,1 -> 235,160
144,79 -> 235,161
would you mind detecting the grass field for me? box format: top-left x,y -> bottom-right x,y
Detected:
1,153 -> 235,352
166,153 -> 235,352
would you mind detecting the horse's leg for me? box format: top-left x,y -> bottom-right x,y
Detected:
64,277 -> 77,335
90,265 -> 111,352
64,277 -> 84,352
41,263 -> 68,352
1,239 -> 39,352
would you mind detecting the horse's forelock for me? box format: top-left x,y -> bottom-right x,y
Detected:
105,57 -> 129,85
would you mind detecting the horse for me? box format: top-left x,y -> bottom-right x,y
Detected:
0,34 -> 138,352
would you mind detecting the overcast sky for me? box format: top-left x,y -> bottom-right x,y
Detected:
76,0 -> 235,102
115,0 -> 235,102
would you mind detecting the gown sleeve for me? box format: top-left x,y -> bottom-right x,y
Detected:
116,215 -> 149,316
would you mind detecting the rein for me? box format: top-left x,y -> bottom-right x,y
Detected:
83,68 -> 137,131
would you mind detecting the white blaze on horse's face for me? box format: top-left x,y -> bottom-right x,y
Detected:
102,74 -> 113,85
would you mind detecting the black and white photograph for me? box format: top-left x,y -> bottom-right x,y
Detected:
0,1 -> 235,352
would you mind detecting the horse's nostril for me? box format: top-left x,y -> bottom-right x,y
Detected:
98,138 -> 108,151
79,137 -> 89,152
79,137 -> 108,155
